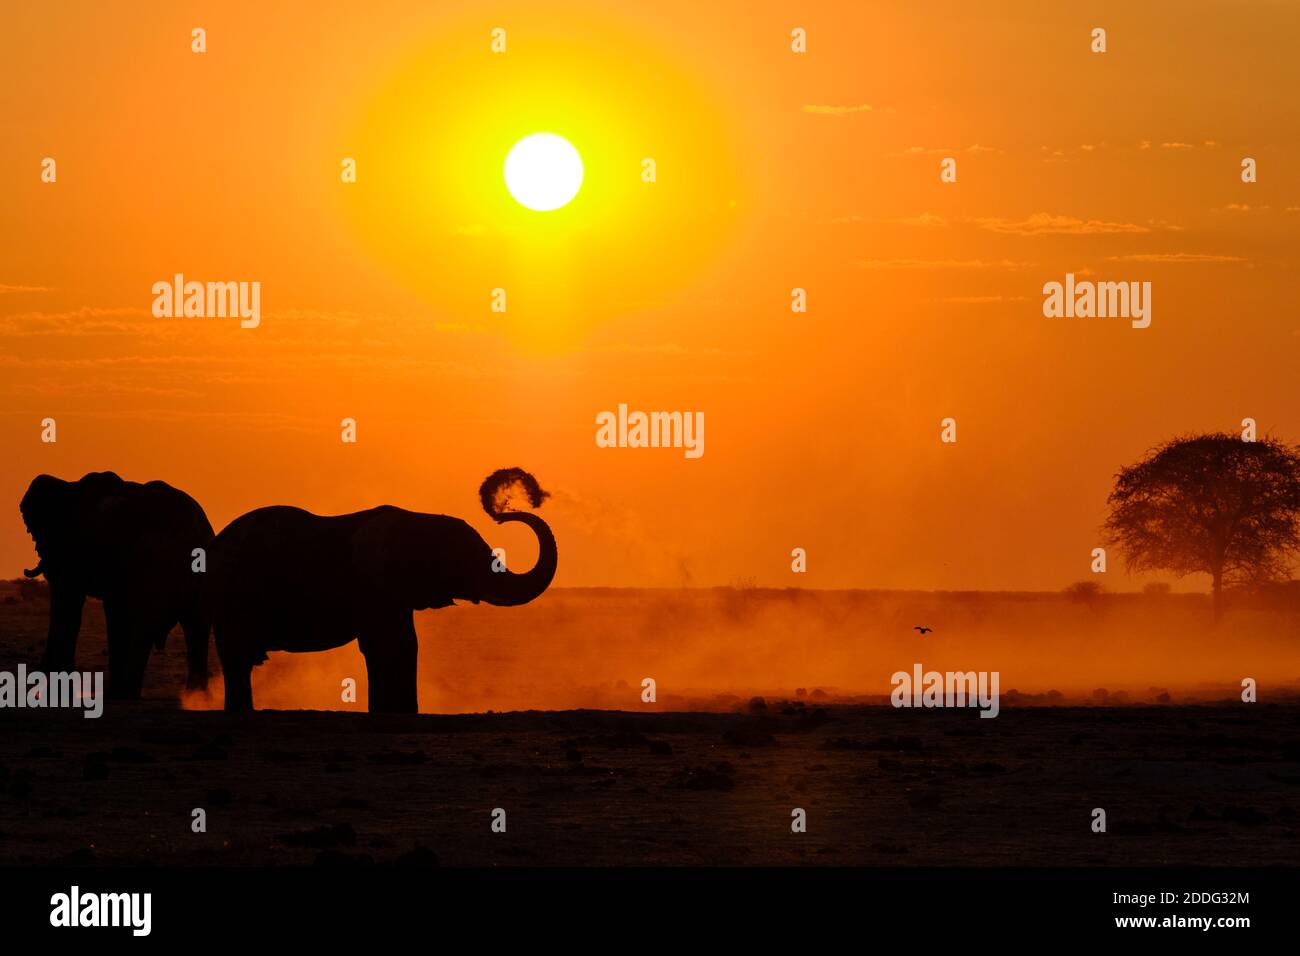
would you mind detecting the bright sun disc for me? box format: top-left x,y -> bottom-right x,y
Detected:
504,133 -> 583,211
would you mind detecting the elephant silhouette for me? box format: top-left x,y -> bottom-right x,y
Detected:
205,467 -> 557,713
19,472 -> 214,697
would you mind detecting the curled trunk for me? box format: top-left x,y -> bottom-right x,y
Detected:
484,511 -> 557,607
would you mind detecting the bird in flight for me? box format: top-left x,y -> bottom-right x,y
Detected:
913,626 -> 933,634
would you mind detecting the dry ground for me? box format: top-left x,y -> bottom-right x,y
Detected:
1,583 -> 1297,866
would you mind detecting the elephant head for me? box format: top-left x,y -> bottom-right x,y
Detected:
19,473 -> 128,671
374,468 -> 558,612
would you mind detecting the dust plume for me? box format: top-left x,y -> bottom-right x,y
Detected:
179,586 -> 1300,713
479,467 -> 549,519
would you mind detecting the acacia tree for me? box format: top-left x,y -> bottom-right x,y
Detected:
1104,433 -> 1300,620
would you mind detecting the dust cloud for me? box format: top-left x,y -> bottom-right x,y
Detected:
181,587 -> 1300,713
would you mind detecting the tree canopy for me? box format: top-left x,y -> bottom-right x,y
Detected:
1104,433 -> 1300,618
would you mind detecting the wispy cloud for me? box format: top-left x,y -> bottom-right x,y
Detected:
857,258 -> 1032,270
1038,143 -> 1116,162
581,342 -> 740,358
889,144 -> 997,156
821,212 -> 948,227
827,211 -> 1160,235
0,284 -> 52,293
802,104 -> 873,116
928,295 -> 1029,304
0,306 -> 149,335
1105,252 -> 1245,264
974,213 -> 1152,236
890,212 -> 948,227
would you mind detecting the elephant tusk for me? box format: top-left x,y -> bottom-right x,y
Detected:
23,560 -> 45,578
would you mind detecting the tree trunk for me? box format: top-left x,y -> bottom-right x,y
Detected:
1212,568 -> 1223,623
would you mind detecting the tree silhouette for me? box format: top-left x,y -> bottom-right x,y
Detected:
1104,433 -> 1300,619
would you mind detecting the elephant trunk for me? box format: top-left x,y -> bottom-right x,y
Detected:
23,559 -> 45,578
40,582 -> 85,673
484,510 -> 557,607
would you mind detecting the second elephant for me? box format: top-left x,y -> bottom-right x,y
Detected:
20,471 -> 213,697
205,468 -> 557,713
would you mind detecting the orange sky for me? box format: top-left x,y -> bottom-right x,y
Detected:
3,0 -> 1300,590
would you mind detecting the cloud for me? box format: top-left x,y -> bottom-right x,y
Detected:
888,144 -> 998,156
1137,140 -> 1216,152
822,212 -> 948,227
0,284 -> 52,293
1038,144 -> 1114,163
0,353 -> 238,368
0,306 -> 493,344
1105,253 -> 1245,264
0,306 -> 149,335
12,405 -> 334,434
891,212 -> 948,227
974,213 -> 1151,236
928,295 -> 1030,304
857,258 -> 1033,270
7,380 -> 207,399
802,104 -> 873,116
830,212 -> 1156,235
581,342 -> 740,358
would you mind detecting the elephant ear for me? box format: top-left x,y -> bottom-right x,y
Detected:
19,474 -> 73,540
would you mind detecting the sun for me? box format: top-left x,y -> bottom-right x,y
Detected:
504,133 -> 584,211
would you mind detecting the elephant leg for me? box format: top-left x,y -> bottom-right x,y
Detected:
358,614 -> 418,714
124,632 -> 156,698
214,624 -> 254,712
181,612 -> 210,691
105,597 -> 163,699
104,599 -> 142,699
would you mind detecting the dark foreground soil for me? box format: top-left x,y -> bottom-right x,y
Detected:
1,701 -> 1298,866
2,584 -> 1297,866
